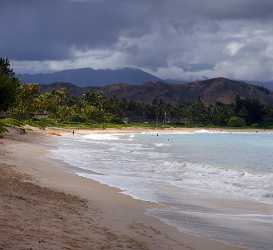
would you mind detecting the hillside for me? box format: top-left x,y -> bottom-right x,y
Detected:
17,67 -> 161,86
254,81 -> 273,91
100,78 -> 273,106
38,77 -> 273,106
39,82 -> 86,96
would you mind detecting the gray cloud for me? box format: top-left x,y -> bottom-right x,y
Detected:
1,0 -> 273,80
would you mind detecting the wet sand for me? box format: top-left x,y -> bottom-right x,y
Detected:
0,128 -> 246,250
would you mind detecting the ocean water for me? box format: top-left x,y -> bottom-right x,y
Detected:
50,130 -> 273,250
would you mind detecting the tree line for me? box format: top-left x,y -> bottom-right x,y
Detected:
1,58 -> 273,128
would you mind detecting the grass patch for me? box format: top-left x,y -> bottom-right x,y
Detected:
0,118 -> 23,136
0,118 -> 23,127
2,117 -> 273,131
22,120 -> 273,130
0,124 -> 7,136
23,118 -> 58,129
58,122 -> 179,129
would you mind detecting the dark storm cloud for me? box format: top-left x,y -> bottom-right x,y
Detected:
1,0 -> 272,60
0,0 -> 154,60
1,0 -> 273,80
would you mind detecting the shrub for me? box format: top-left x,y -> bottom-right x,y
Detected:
227,116 -> 246,127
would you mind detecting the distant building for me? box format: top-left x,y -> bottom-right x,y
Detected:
32,111 -> 49,120
0,111 -> 6,119
122,117 -> 129,124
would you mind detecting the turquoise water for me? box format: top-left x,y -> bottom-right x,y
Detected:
50,130 -> 273,250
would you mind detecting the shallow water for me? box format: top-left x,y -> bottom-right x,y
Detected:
50,130 -> 273,250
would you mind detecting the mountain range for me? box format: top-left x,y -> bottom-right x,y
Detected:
39,78 -> 273,106
18,67 -> 273,91
17,68 -> 160,86
18,67 -> 273,106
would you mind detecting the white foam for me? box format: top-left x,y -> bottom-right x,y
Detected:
83,133 -> 121,141
50,132 -> 273,205
52,146 -> 273,204
141,129 -> 273,135
166,162 -> 273,203
154,142 -> 170,147
49,132 -> 273,250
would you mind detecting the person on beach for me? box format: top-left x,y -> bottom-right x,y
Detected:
72,130 -> 75,136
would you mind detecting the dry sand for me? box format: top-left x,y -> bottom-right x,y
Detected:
0,128 -> 246,250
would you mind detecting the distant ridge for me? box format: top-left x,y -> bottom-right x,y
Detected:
247,80 -> 273,91
39,77 -> 273,106
168,78 -> 273,91
17,67 -> 161,86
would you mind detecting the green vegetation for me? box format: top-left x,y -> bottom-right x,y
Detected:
0,57 -> 273,133
227,116 -> 246,127
0,123 -> 7,136
0,58 -> 20,112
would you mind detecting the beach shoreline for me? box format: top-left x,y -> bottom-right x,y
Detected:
43,125 -> 273,137
0,128 -> 247,250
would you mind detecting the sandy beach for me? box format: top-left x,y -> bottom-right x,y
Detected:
0,127 -> 247,250
44,126 -> 273,137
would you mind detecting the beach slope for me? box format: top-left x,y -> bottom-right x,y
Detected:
0,129 -> 245,250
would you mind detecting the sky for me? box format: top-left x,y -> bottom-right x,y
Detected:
1,0 -> 273,81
